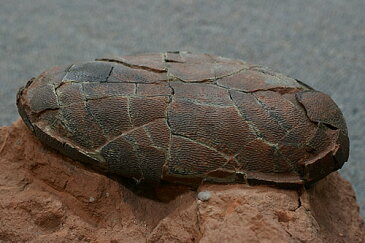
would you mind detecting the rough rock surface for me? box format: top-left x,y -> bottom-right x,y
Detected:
0,120 -> 364,242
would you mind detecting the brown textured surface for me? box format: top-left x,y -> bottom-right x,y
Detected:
16,51 -> 349,186
0,120 -> 363,242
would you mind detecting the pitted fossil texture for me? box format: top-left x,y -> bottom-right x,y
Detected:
16,52 -> 349,187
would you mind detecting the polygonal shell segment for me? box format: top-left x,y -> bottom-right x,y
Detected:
16,51 -> 349,187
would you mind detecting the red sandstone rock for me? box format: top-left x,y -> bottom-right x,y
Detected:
0,120 -> 364,242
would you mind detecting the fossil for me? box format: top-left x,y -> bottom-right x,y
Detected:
16,51 -> 349,187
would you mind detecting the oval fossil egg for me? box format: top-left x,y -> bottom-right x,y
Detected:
16,51 -> 349,187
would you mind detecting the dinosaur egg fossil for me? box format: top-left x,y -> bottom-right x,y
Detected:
16,51 -> 349,187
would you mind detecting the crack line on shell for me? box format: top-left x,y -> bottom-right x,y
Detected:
94,117 -> 167,153
54,64 -> 74,91
294,93 -> 337,131
248,65 -> 288,79
173,97 -> 233,108
167,81 -> 175,95
33,108 -> 60,120
276,96 -> 320,148
142,126 -> 166,151
169,66 -> 248,83
83,92 -> 111,142
242,94 -> 295,149
164,97 -> 174,181
274,144 -> 299,174
241,64 -> 307,91
133,83 -> 138,95
96,58 -> 167,73
84,94 -> 171,102
216,81 -> 304,96
296,93 -> 340,131
31,84 -> 60,118
126,97 -> 133,128
105,66 -> 114,82
295,79 -> 314,90
63,80 -> 167,84
170,133 -> 233,162
252,93 -> 291,132
121,135 -> 145,183
51,83 -> 61,108
60,63 -> 74,80
228,90 -> 264,140
166,53 -> 248,83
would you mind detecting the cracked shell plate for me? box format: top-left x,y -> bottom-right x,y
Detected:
16,51 -> 349,187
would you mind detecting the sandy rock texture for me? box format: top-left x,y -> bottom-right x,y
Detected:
0,120 -> 364,242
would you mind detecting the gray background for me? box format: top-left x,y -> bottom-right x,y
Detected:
0,0 -> 364,218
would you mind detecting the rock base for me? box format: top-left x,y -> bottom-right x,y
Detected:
0,120 -> 364,242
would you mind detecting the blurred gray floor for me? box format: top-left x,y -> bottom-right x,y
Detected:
0,0 -> 364,217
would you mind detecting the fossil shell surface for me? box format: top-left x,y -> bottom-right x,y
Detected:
16,51 -> 349,187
